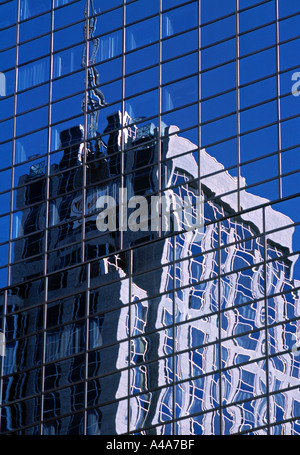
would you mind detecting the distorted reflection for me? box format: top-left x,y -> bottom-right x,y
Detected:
2,0 -> 300,436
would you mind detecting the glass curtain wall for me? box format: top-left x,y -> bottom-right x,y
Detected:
0,0 -> 300,435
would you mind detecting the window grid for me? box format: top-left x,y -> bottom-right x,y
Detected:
0,0 -> 300,435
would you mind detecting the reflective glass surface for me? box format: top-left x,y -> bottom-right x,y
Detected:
0,0 -> 300,437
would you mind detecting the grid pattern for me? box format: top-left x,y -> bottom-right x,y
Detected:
0,0 -> 300,435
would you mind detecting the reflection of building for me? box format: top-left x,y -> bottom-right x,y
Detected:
1,0 -> 300,437
1,106 -> 300,434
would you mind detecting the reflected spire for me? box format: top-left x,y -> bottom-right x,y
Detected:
82,0 -> 107,139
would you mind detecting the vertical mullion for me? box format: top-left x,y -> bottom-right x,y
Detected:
128,248 -> 133,434
217,222 -> 223,435
2,0 -> 19,430
275,0 -> 282,199
0,289 -> 7,431
8,0 -> 20,295
121,0 -> 126,252
83,262 -> 90,435
82,0 -> 91,434
198,0 -> 201,198
236,0 -> 241,212
122,0 -> 130,435
82,0 -> 90,265
158,0 -> 162,238
40,0 -> 54,435
262,206 -> 271,435
172,234 -> 176,434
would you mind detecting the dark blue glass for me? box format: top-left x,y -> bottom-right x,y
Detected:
126,0 -> 159,23
239,24 -> 276,56
19,12 -> 51,42
240,124 -> 278,161
239,1 -> 275,33
0,1 -> 17,29
54,1 -> 84,29
201,15 -> 235,47
278,0 -> 300,18
240,100 -> 277,134
280,38 -> 300,72
202,0 -> 235,24
240,76 -> 277,109
20,0 -> 51,21
162,29 -> 198,61
19,35 -> 51,66
126,16 -> 159,52
54,22 -> 84,52
202,38 -> 236,71
240,48 -> 276,85
0,47 -> 15,72
162,2 -> 198,38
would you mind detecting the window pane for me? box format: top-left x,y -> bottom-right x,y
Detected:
126,16 -> 159,52
162,2 -> 198,38
20,0 -> 51,21
18,57 -> 50,91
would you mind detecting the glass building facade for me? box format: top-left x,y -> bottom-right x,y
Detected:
0,0 -> 300,435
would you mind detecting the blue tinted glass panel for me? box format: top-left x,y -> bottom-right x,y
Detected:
0,27 -> 16,52
162,2 -> 198,38
54,1 -> 84,29
202,91 -> 236,123
125,89 -> 158,121
20,0 -> 51,21
162,76 -> 197,113
0,47 -> 15,72
240,48 -> 276,85
53,22 -> 84,52
241,155 -> 278,185
201,62 -> 236,98
202,38 -> 236,71
94,7 -> 123,35
94,30 -> 122,62
16,106 -> 49,137
162,0 -> 185,10
239,2 -> 275,33
201,15 -> 235,47
240,76 -> 277,109
126,43 -> 159,74
0,96 -> 14,122
0,1 -> 17,28
240,124 -> 278,161
19,13 -> 51,42
279,14 -> 300,42
126,0 -> 159,23
239,24 -> 276,56
17,83 -> 49,114
19,35 -> 51,66
162,29 -> 198,61
281,117 -> 300,149
280,38 -> 300,72
240,100 -> 277,134
92,0 -> 123,13
0,141 -> 13,170
15,129 -> 48,164
53,44 -> 82,78
162,53 -> 198,85
126,16 -> 159,52
0,118 -> 13,143
202,0 -> 235,23
202,114 -> 236,146
126,66 -> 159,98
278,0 -> 300,18
52,71 -> 84,101
18,57 -> 50,91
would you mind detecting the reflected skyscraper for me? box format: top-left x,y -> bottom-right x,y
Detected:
1,0 -> 300,436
